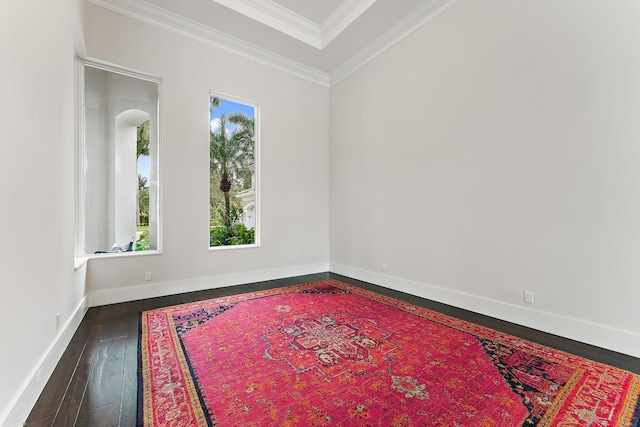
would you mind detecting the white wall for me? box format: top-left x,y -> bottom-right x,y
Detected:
3,2 -> 639,423
84,4 -> 330,305
0,0 -> 88,425
330,0 -> 640,357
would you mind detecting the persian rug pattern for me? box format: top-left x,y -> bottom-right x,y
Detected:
138,280 -> 640,426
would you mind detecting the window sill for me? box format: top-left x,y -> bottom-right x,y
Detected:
208,244 -> 260,252
74,257 -> 90,270
82,250 -> 163,260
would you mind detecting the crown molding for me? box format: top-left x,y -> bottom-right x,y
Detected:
321,0 -> 377,48
330,0 -> 459,85
213,0 -> 322,48
87,0 -> 457,89
212,0 -> 377,50
87,0 -> 331,87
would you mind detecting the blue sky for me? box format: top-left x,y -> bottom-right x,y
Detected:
210,97 -> 255,135
138,155 -> 149,181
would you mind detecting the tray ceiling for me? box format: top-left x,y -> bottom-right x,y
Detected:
87,0 -> 458,85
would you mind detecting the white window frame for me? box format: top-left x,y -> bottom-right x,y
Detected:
76,58 -> 163,258
208,91 -> 260,251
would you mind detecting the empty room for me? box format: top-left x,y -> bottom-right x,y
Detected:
1,0 -> 639,425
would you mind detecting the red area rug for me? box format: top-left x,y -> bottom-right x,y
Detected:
138,280 -> 640,426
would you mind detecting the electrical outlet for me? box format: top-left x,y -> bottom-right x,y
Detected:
524,291 -> 534,304
382,264 -> 387,273
56,313 -> 60,330
145,271 -> 152,281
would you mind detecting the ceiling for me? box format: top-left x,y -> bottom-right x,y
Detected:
88,0 -> 458,86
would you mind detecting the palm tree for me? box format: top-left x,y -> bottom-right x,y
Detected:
228,113 -> 254,151
137,120 -> 149,158
228,112 -> 255,190
137,174 -> 149,226
136,121 -> 150,227
210,97 -> 220,114
210,114 -> 254,228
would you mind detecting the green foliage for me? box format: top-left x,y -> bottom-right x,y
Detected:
234,223 -> 255,244
209,205 -> 254,246
137,120 -> 150,228
209,169 -> 251,222
138,174 -> 149,226
136,230 -> 150,251
209,97 -> 256,244
210,105 -> 255,229
210,224 -> 255,247
209,173 -> 254,244
137,120 -> 150,158
210,97 -> 220,114
212,205 -> 242,226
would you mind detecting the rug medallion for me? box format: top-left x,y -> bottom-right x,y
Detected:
138,280 -> 640,426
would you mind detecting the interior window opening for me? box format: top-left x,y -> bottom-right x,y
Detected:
209,95 -> 258,248
82,63 -> 160,256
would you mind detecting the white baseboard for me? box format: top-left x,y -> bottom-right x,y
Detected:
88,263 -> 330,307
1,297 -> 88,427
5,262 -> 635,427
330,263 -> 640,359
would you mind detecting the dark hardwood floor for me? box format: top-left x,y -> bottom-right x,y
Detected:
25,272 -> 640,426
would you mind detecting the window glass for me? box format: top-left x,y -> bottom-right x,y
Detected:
82,63 -> 160,255
209,95 -> 257,247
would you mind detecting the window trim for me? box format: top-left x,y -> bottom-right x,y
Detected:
76,58 -> 163,258
208,90 -> 261,251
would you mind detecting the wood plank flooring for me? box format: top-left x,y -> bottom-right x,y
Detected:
25,272 -> 640,426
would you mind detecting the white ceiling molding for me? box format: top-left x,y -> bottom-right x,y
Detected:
87,0 -> 458,88
213,0 -> 377,50
87,0 -> 331,86
320,0 -> 377,48
213,0 -> 322,48
329,0 -> 459,85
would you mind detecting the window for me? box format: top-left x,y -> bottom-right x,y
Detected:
80,61 -> 161,255
209,94 -> 258,247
